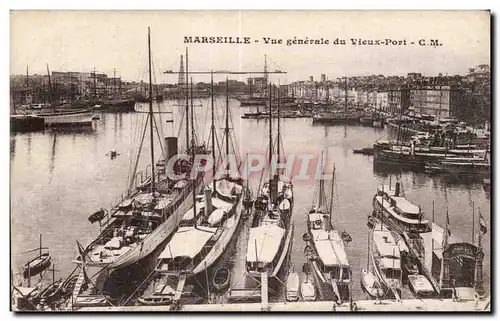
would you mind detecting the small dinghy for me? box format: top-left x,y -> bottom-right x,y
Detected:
341,231 -> 352,243
407,275 -> 435,298
213,266 -> 231,292
38,280 -> 64,304
88,208 -> 107,224
286,268 -> 300,302
300,279 -> 316,302
367,216 -> 379,229
23,253 -> 51,279
361,268 -> 383,298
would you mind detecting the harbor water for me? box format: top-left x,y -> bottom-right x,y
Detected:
10,98 -> 491,299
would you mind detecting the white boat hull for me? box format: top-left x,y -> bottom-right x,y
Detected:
86,183 -> 201,270
39,110 -> 94,126
192,194 -> 244,275
247,222 -> 294,279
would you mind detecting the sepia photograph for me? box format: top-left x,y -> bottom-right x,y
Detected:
9,10 -> 491,312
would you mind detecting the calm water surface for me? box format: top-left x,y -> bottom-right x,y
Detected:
11,98 -> 490,298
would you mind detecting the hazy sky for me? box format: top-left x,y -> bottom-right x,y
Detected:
10,10 -> 490,83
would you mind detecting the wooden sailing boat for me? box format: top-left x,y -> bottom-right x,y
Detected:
35,64 -> 94,127
76,29 -> 208,270
368,220 -> 403,300
22,234 -> 51,279
150,75 -> 245,304
246,83 -> 294,280
361,223 -> 384,298
304,157 -> 352,304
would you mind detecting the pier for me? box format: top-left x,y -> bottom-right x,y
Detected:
77,298 -> 490,312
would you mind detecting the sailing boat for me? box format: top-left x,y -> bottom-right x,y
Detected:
245,83 -> 294,280
361,222 -> 384,298
303,158 -> 351,303
76,29 -> 208,270
33,65 -> 94,127
368,220 -> 403,299
140,75 -> 245,305
22,234 -> 51,279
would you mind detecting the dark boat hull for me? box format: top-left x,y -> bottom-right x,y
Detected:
10,115 -> 45,132
23,254 -> 51,278
102,100 -> 136,113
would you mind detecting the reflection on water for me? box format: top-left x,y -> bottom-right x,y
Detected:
10,99 -> 491,298
48,133 -> 57,183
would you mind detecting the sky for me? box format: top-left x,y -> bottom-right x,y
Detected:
10,10 -> 490,84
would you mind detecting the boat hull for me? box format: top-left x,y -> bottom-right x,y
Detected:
191,193 -> 244,275
85,179 -> 203,270
37,110 -> 94,127
102,100 -> 136,113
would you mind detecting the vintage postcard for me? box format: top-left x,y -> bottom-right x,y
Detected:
10,10 -> 491,312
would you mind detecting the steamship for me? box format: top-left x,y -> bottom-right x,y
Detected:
372,182 -> 431,234
76,30 -> 208,270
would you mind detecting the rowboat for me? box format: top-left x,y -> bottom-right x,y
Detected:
213,266 -> 231,292
300,279 -> 316,301
23,253 -> 51,279
286,269 -> 300,302
360,268 -> 383,298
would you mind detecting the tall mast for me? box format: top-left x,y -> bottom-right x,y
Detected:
147,27 -> 156,194
93,67 -> 97,103
318,151 -> 324,209
268,82 -> 273,181
277,85 -> 281,165
191,77 -> 197,229
211,71 -> 216,192
264,55 -> 268,93
225,77 -> 230,157
46,64 -> 54,112
185,48 -> 190,152
329,164 -> 335,224
26,66 -> 29,105
344,76 -> 348,113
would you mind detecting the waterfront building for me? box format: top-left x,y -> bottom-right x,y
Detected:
387,87 -> 410,115
376,91 -> 389,111
410,85 -> 461,119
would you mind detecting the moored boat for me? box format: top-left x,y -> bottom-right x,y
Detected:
139,73 -> 245,305
246,84 -> 294,281
304,155 -> 352,304
22,234 -> 51,279
285,268 -> 300,302
373,182 -> 431,234
369,221 -> 402,300
213,266 -> 231,292
23,253 -> 51,279
300,278 -> 316,301
76,29 -> 208,271
360,268 -> 383,299
36,109 -> 94,127
407,274 -> 435,298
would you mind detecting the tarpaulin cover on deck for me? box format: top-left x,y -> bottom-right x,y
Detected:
158,226 -> 217,260
246,225 -> 285,263
311,230 -> 349,266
